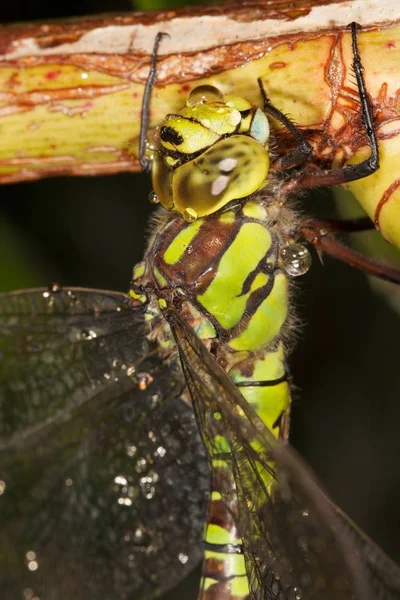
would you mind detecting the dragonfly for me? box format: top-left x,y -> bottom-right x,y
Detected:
1,22 -> 400,600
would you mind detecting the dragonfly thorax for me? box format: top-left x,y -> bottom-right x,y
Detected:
151,85 -> 270,221
130,194 -> 302,444
149,199 -> 287,351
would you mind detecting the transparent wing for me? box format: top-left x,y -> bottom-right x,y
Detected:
168,311 -> 400,600
333,509 -> 400,599
0,288 -> 208,600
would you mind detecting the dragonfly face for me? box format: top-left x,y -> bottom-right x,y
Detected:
1,23 -> 400,600
151,84 -> 270,220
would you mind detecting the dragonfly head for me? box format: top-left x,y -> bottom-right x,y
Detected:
151,85 -> 270,221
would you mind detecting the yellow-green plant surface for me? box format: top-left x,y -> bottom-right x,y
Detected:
0,12 -> 399,247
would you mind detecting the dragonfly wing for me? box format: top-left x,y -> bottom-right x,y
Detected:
333,505 -> 400,598
168,311 -> 400,600
0,288 -> 208,600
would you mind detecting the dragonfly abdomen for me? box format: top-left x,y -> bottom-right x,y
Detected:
143,195 -> 298,599
200,455 -> 249,600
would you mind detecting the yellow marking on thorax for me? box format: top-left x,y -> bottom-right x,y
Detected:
129,289 -> 146,304
132,262 -> 145,279
242,201 -> 267,220
229,272 -> 288,351
163,219 -> 203,265
153,266 -> 168,288
197,223 -> 271,329
218,210 -> 236,224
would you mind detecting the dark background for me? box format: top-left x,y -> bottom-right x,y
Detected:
1,1 -> 400,598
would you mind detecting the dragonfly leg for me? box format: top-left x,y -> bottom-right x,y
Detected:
265,23 -> 379,189
302,216 -> 400,284
258,77 -> 313,170
139,31 -> 170,172
303,216 -> 375,233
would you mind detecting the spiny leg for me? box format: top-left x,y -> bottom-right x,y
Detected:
257,78 -> 313,170
139,32 -> 169,172
306,216 -> 375,233
263,23 -> 379,189
301,216 -> 400,284
292,25 -> 391,281
291,22 -> 379,190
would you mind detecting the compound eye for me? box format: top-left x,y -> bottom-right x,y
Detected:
187,85 -> 224,107
172,135 -> 270,219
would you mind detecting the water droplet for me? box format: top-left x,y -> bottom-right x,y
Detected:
149,190 -> 159,204
67,289 -> 77,304
155,446 -> 166,457
280,244 -> 311,277
48,282 -> 62,294
126,444 -> 137,457
178,553 -> 189,564
118,497 -> 132,506
134,528 -> 143,541
137,372 -> 153,391
139,475 -> 156,499
187,85 -> 223,106
79,328 -> 97,341
114,475 -> 128,486
183,207 -> 198,222
43,283 -> 62,307
25,550 -> 39,571
151,394 -> 161,408
135,458 -> 148,473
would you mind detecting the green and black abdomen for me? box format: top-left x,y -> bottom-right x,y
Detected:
143,196 -> 295,600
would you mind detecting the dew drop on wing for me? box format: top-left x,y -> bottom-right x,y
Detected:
137,371 -> 154,390
48,282 -> 62,294
66,289 -> 77,304
125,444 -> 137,457
0,287 -> 211,598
